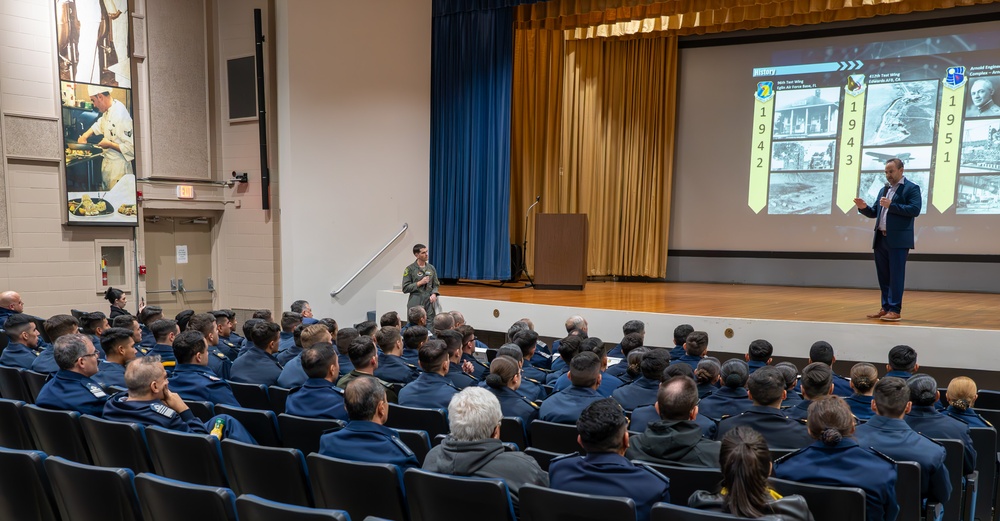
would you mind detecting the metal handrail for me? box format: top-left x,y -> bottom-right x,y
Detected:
330,223 -> 409,297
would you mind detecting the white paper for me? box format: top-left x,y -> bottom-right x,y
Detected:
176,245 -> 188,264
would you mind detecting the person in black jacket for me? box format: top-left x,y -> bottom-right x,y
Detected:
104,287 -> 130,319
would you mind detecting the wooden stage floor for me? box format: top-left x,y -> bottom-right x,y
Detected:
445,281 -> 1000,331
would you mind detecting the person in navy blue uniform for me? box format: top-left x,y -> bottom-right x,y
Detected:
337,336 -> 398,403
846,363 -> 879,421
905,374 -> 977,474
607,319 -> 645,358
854,377 -> 952,505
401,325 -> 427,366
494,345 -> 547,402
290,300 -> 318,326
334,327 -> 359,381
403,306 -> 428,334
166,330 -> 239,407
231,320 -> 283,386
185,313 -> 233,381
612,349 -> 670,411
284,342 -> 349,420
102,356 -> 256,444
449,311 -> 491,352
112,314 -> 144,346
695,357 -> 720,399
944,377 -> 992,428
277,311 -> 301,353
32,314 -> 81,375
774,362 -> 803,408
35,334 -> 109,417
553,337 -> 623,397
513,328 -> 553,374
854,157 -> 921,322
539,351 -> 606,424
885,344 -> 917,379
210,311 -> 240,360
716,366 -> 811,449
374,326 -> 420,384
775,396 -> 899,521
546,335 -> 582,384
276,324 -> 304,366
0,291 -> 26,329
548,315 -> 588,362
276,323 -> 334,388
398,339 -> 460,409
0,313 -> 42,368
484,355 -> 539,424
320,376 -> 419,470
627,376 -> 721,467
456,325 -> 490,380
143,319 -> 180,372
784,362 -> 834,422
437,330 -> 478,390
137,306 -> 163,350
606,333 -> 643,382
549,398 -> 670,521
744,339 -> 772,374
670,331 -> 709,371
802,341 -> 852,397
80,311 -> 110,358
93,327 -> 137,389
698,358 -> 752,421
668,324 -> 694,361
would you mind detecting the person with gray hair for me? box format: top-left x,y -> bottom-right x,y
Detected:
422,387 -> 548,512
35,333 -> 109,417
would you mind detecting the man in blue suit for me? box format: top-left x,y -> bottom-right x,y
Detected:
854,157 -> 921,322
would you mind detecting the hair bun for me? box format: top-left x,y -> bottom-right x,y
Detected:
820,427 -> 843,445
484,373 -> 504,389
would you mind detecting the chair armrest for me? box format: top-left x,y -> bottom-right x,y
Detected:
961,470 -> 978,521
924,500 -> 943,521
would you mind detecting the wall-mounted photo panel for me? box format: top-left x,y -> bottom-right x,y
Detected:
56,0 -> 131,88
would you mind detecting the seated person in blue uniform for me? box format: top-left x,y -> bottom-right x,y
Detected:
217,309 -> 244,347
430,313 -> 454,339
631,363 -> 719,439
144,319 -> 180,370
547,335 -> 582,384
846,363 -> 878,421
403,305 -> 428,334
627,376 -> 721,467
319,376 -> 418,469
775,396 -> 899,521
380,310 -> 402,329
235,318 -> 263,356
607,333 -> 643,383
32,314 -> 81,374
0,312 -> 42,368
284,342 -> 348,420
438,329 -> 478,390
290,299 -> 318,325
670,330 -> 709,371
668,324 -> 694,361
549,398 -> 671,521
80,311 -> 110,358
375,326 -> 420,385
137,306 -> 163,349
35,334 -> 109,417
167,330 -> 239,407
277,311 -> 301,353
338,335 -> 398,402
553,337 -> 624,397
716,366 -> 812,449
333,327 -> 359,381
112,314 -> 144,347
93,327 -> 138,389
494,344 -> 546,402
210,310 -> 240,360
539,351 -> 606,424
185,312 -> 233,380
449,311 -> 490,351
802,341 -> 852,398
276,323 -> 333,388
513,328 -> 552,374
698,358 -> 752,421
398,339 -> 460,409
456,325 -> 490,380
905,374 -> 977,474
230,320 -> 284,386
695,357 -> 721,399
423,387 -> 548,512
401,324 -> 427,366
854,377 -> 952,505
102,355 -> 256,444
944,377 -> 992,428
0,290 -> 26,328
885,344 -> 918,379
484,355 -> 539,424
689,427 -> 814,521
612,349 -> 671,411
548,314 -> 588,362
276,323 -> 304,366
784,362 -> 833,422
607,319 -> 645,358
744,339 -> 773,374
775,362 -> 803,408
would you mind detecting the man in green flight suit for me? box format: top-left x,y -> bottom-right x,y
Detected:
402,243 -> 440,323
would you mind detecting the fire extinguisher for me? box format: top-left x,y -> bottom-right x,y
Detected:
101,258 -> 108,286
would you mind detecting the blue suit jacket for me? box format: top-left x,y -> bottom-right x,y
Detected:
859,178 -> 921,249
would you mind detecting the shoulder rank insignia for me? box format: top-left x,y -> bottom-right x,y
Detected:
151,403 -> 175,418
86,383 -> 107,398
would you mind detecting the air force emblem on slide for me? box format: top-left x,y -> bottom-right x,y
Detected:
755,82 -> 774,103
945,67 -> 966,89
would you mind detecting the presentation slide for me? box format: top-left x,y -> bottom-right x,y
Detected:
671,21 -> 1000,254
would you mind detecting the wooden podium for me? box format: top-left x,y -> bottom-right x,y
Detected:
533,213 -> 588,290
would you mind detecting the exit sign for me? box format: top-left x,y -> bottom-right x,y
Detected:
176,185 -> 195,199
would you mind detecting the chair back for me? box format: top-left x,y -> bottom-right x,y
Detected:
935,438 -> 967,521
268,386 -> 292,414
396,428 -> 431,465
21,370 -> 49,402
404,468 -> 515,521
214,403 -> 282,446
636,461 -> 723,506
79,415 -> 153,473
44,456 -> 143,521
22,404 -> 92,463
221,439 -> 312,507
145,426 -> 229,487
973,391 -> 1000,411
651,502 -> 757,520
0,398 -> 34,449
185,400 -> 216,423
385,404 -> 449,442
229,381 -> 272,410
528,420 -> 583,455
278,413 -> 345,455
524,447 -> 563,472
0,365 -> 32,402
306,453 -> 408,521
894,461 -> 930,521
135,472 -> 237,521
0,447 -> 58,521
969,427 -> 996,521
236,494 -> 350,521
519,483 -> 636,521
768,477 -> 866,521
499,416 -> 528,450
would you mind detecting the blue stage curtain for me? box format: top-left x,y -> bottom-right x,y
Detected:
430,5 -> 515,280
